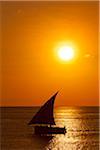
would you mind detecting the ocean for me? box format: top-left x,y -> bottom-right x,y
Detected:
0,107 -> 99,150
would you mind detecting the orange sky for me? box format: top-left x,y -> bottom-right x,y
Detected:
1,1 -> 99,106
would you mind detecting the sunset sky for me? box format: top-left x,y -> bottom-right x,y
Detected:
1,1 -> 99,106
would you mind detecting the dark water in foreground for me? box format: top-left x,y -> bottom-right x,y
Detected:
0,107 -> 99,150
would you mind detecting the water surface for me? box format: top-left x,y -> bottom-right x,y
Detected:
1,107 -> 99,150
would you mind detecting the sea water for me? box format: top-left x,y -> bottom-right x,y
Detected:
0,107 -> 99,150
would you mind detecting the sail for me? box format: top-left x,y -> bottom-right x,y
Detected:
28,92 -> 58,125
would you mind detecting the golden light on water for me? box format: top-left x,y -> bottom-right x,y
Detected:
57,45 -> 74,61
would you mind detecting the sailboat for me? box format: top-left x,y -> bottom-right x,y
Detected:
28,92 -> 66,135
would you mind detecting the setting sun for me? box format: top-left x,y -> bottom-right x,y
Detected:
57,45 -> 74,61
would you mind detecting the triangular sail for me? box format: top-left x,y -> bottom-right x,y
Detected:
28,92 -> 58,125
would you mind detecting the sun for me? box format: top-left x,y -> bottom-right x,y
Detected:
58,45 -> 74,61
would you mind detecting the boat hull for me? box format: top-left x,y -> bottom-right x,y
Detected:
34,126 -> 66,135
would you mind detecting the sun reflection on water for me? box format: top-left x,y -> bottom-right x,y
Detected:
45,107 -> 99,150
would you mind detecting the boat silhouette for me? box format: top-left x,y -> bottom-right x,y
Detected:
28,92 -> 66,135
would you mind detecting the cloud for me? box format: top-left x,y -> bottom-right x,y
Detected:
17,9 -> 24,15
84,54 -> 91,58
